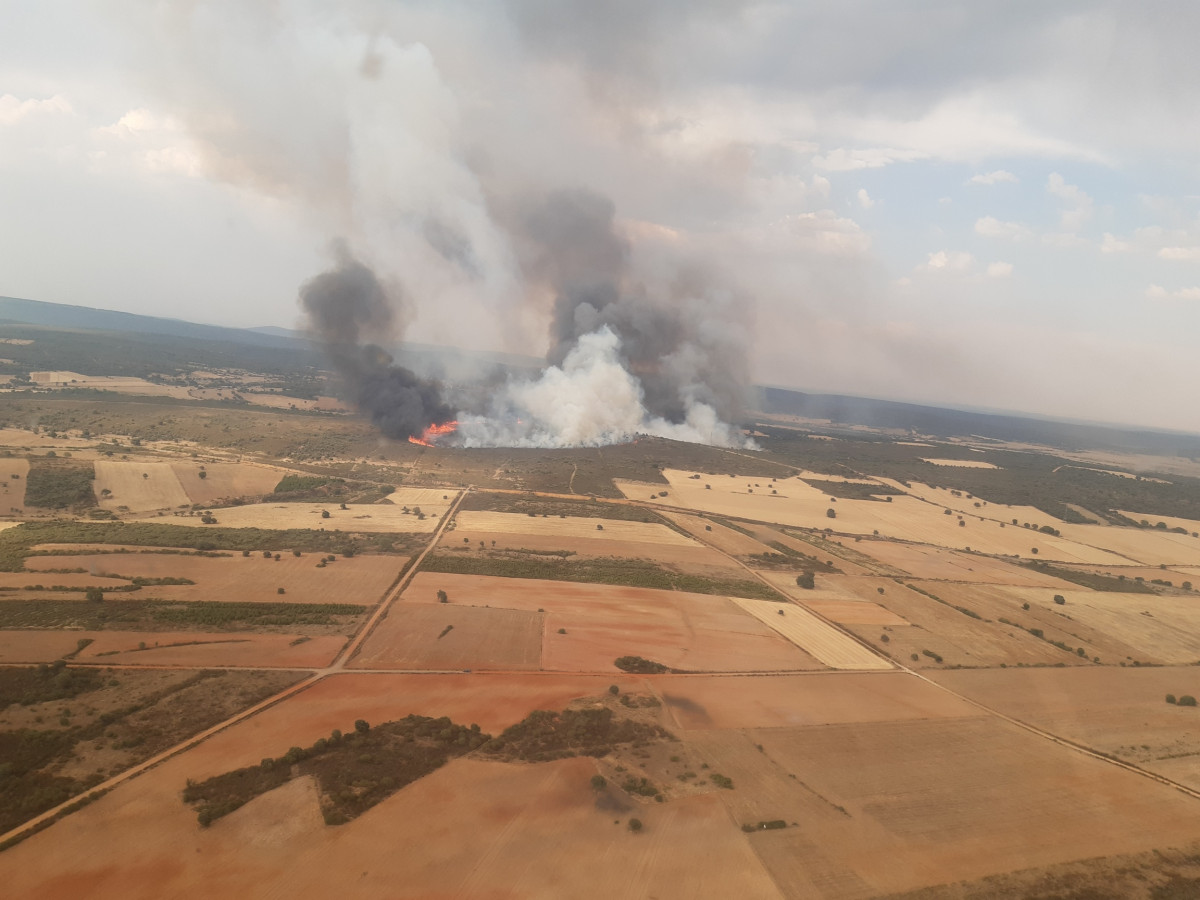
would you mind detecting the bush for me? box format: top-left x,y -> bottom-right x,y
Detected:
85,586 -> 103,604
436,590 -> 448,604
1053,594 -> 1066,605
628,818 -> 643,833
826,508 -> 836,519
1180,696 -> 1198,707
590,775 -> 607,791
277,587 -> 285,595
1167,694 -> 1177,704
608,684 -> 619,695
354,719 -> 370,733
795,572 -> 815,590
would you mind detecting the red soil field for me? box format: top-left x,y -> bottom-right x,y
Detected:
0,630 -> 90,663
349,604 -> 543,670
659,672 -> 976,731
402,572 -> 823,673
0,753 -> 781,900
24,552 -> 404,606
743,715 -> 1200,897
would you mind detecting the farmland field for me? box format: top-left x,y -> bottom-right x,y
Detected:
157,501 -> 445,532
349,604 -> 543,670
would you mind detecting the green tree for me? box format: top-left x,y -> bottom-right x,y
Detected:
795,572 -> 815,590
437,590 -> 449,604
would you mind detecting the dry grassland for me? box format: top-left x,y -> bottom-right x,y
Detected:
95,461 -> 191,512
400,571 -> 823,673
0,428 -> 95,450
930,666 -> 1200,790
160,501 -> 443,533
0,458 -> 28,513
804,600 -> 909,626
452,510 -> 697,545
659,672 -> 976,731
1118,510 -> 1200,533
380,487 -> 460,508
25,552 -> 404,606
741,715 -> 1200,898
1053,522 -> 1200,566
728,598 -> 893,670
349,604 -> 543,670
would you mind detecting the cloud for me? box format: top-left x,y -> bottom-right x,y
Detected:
0,93 -> 73,126
1046,172 -> 1093,232
1158,246 -> 1200,261
918,250 -> 974,273
975,216 -> 1031,240
856,188 -> 874,209
986,261 -> 1013,278
1101,233 -> 1133,254
1146,284 -> 1200,301
812,147 -> 926,171
968,170 -> 1018,186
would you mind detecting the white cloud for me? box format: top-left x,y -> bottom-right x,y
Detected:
856,188 -> 874,209
1158,246 -> 1200,261
811,174 -> 831,197
1146,284 -> 1200,301
919,250 -> 974,273
1101,233 -> 1134,254
986,261 -> 1013,278
975,216 -> 1031,240
1047,172 -> 1093,232
812,147 -> 926,171
1041,232 -> 1087,249
968,169 -> 1018,186
0,93 -> 73,126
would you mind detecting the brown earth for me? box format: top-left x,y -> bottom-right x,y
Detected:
348,604 -> 543,670
400,572 -> 824,674
23,552 -> 405,606
0,458 -> 28,514
0,631 -> 347,667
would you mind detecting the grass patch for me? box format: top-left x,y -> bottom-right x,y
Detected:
419,553 -> 779,600
0,521 -> 421,572
0,599 -> 367,632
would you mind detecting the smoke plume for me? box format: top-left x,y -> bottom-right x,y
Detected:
299,249 -> 453,441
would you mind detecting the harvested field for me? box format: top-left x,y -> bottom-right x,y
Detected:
1118,510 -> 1200,534
804,599 -> 909,626
739,715 -> 1200,898
663,512 -> 778,557
24,551 -> 405,606
94,461 -> 190,512
0,630 -> 346,667
852,540 -> 1076,586
380,487 -> 460,508
452,510 -> 696,545
1053,521 -> 1200,566
931,666 -> 1200,788
400,572 -> 824,673
167,462 -> 287,506
729,598 -> 892,670
0,572 -> 130,590
349,605 -> 543,670
153,501 -> 444,533
997,585 -> 1200,664
775,576 -> 1081,669
617,470 -> 1131,565
0,458 -> 28,513
436,531 -> 746,579
920,458 -> 999,468
660,672 -> 976,731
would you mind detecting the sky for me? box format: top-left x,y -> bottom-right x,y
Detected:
3,1 -> 1200,433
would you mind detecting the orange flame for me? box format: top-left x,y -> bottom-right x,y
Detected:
408,420 -> 458,447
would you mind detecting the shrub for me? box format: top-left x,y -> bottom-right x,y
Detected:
826,508 -> 836,519
628,818 -> 643,833
1166,694 -> 1177,704
354,719 -> 370,733
1053,594 -> 1066,605
1180,696 -> 1198,707
277,587 -> 285,595
436,590 -> 448,604
795,572 -> 815,590
590,775 -> 607,791
608,684 -> 619,696
85,586 -> 103,604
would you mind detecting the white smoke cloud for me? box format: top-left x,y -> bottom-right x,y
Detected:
456,327 -> 751,449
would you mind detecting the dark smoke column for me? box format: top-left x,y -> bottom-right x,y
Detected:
299,251 -> 454,441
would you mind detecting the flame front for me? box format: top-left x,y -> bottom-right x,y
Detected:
408,420 -> 459,447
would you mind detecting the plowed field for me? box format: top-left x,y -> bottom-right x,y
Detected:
349,605 -> 543,670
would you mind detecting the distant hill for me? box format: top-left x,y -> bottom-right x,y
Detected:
757,386 -> 1200,456
0,296 -> 308,351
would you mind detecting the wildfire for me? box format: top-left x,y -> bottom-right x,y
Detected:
408,420 -> 459,447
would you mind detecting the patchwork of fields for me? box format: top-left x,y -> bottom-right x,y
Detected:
5,425 -> 1200,900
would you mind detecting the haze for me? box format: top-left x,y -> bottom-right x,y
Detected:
2,1 -> 1200,433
